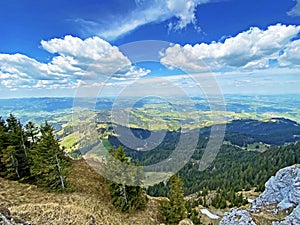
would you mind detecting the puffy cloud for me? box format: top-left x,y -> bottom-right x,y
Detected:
166,0 -> 203,30
94,0 -> 209,40
288,0 -> 300,16
278,39 -> 300,66
113,66 -> 151,80
0,36 -> 150,91
0,53 -> 52,80
41,35 -> 132,75
160,24 -> 300,72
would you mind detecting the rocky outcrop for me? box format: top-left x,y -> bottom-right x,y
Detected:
251,165 -> 300,224
219,208 -> 256,225
220,165 -> 300,225
252,165 -> 300,211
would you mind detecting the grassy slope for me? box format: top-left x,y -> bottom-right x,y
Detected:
0,159 -> 160,225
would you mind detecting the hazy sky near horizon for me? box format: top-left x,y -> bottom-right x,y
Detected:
0,0 -> 300,98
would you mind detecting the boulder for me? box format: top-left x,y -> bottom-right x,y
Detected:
219,208 -> 256,225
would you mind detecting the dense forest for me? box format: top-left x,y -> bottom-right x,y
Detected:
147,141 -> 300,209
145,142 -> 300,195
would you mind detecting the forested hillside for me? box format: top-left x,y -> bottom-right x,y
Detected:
147,142 -> 300,200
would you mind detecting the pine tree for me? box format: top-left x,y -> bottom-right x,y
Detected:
30,122 -> 70,190
159,175 -> 187,224
107,146 -> 147,212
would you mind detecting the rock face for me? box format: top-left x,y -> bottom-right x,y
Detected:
219,208 -> 256,225
252,165 -> 300,211
220,165 -> 300,225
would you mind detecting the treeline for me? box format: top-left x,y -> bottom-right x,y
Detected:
147,142 -> 300,209
0,114 -> 71,190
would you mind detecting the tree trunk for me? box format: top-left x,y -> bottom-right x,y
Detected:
123,186 -> 128,204
20,133 -> 27,156
55,152 -> 65,189
11,155 -> 20,178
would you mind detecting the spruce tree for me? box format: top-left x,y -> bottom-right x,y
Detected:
1,146 -> 20,179
159,175 -> 187,224
25,121 -> 39,145
0,117 -> 8,175
107,146 -> 147,212
30,122 -> 70,190
5,114 -> 30,179
0,117 -> 7,149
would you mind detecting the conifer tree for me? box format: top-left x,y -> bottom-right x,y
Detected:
4,114 -> 30,179
159,175 -> 187,224
25,121 -> 39,145
30,122 -> 70,190
0,117 -> 7,149
0,117 -> 8,174
107,146 -> 147,212
1,146 -> 20,179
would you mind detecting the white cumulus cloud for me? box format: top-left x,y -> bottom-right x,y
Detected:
278,39 -> 300,66
41,35 -> 132,76
0,36 -> 150,91
160,24 -> 300,72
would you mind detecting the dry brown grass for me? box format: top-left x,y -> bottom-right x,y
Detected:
251,205 -> 293,225
0,159 -> 161,225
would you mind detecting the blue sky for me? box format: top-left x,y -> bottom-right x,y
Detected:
0,0 -> 300,98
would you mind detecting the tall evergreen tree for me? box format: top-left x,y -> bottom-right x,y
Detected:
30,122 -> 70,190
159,175 -> 187,224
0,117 -> 7,149
1,146 -> 20,179
0,117 -> 8,174
107,146 -> 147,212
4,114 -> 30,179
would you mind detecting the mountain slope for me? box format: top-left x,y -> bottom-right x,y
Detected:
0,159 -> 160,225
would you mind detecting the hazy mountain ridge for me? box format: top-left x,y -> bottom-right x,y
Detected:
1,94 -> 299,124
225,118 -> 300,146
